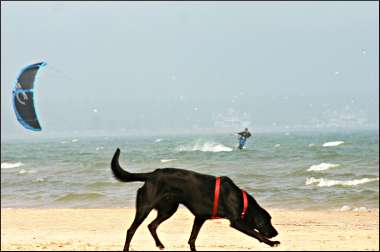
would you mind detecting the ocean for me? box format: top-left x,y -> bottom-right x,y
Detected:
1,130 -> 379,211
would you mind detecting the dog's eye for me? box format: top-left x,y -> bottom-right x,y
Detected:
255,222 -> 266,229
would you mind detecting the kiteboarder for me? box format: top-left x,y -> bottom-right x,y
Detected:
237,128 -> 251,149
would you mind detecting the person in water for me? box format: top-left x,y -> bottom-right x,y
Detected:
237,128 -> 252,149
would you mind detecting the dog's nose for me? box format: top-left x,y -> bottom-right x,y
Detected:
266,228 -> 278,238
271,229 -> 278,238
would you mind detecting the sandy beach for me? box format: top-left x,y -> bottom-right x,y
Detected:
1,208 -> 378,251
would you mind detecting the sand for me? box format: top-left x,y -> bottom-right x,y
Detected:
1,208 -> 378,251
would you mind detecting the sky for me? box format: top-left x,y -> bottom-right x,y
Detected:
1,2 -> 379,139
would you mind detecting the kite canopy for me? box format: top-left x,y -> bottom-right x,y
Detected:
12,62 -> 47,131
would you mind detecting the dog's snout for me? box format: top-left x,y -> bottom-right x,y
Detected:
272,230 -> 278,238
268,229 -> 278,238
260,225 -> 278,238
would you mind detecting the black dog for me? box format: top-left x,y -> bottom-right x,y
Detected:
111,148 -> 280,251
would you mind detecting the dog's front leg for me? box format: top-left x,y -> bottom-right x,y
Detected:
188,217 -> 206,251
230,221 -> 280,247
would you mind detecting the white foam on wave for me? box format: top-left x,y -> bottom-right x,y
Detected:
72,139 -> 79,143
274,144 -> 281,148
322,141 -> 344,147
177,142 -> 233,153
307,162 -> 340,171
339,206 -> 368,212
305,177 -> 379,187
353,207 -> 368,212
155,138 -> 163,143
160,159 -> 177,163
33,177 -> 46,183
340,205 -> 351,211
1,162 -> 24,169
18,169 -> 36,174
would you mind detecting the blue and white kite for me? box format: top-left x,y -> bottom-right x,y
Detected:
12,62 -> 47,131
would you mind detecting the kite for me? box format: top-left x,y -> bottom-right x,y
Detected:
12,62 -> 47,131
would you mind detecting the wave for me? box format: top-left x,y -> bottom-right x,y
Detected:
1,162 -> 24,169
307,163 -> 340,171
18,169 -> 36,174
340,205 -> 368,212
155,138 -> 163,143
177,142 -> 233,152
305,177 -> 379,187
340,205 -> 351,211
33,177 -> 46,183
160,159 -> 177,163
55,192 -> 105,202
353,207 -> 369,212
86,181 -> 118,189
322,141 -> 344,147
19,169 -> 27,174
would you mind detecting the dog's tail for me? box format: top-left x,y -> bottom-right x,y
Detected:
111,148 -> 151,182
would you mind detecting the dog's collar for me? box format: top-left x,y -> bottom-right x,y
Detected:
211,177 -> 250,220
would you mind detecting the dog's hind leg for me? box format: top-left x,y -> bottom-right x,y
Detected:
123,187 -> 154,251
188,216 -> 206,252
148,201 -> 179,250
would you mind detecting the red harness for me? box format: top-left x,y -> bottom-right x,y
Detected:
211,177 -> 249,220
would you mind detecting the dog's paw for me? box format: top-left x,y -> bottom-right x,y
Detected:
158,244 -> 165,250
270,241 -> 280,247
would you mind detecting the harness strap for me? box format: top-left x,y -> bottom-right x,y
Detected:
211,177 -> 250,220
211,177 -> 221,219
241,190 -> 248,220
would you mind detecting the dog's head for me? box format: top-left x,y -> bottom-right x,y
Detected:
245,197 -> 278,238
252,207 -> 278,238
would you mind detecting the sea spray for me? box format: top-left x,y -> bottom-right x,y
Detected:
322,141 -> 344,147
177,141 -> 233,152
306,177 -> 379,187
1,162 -> 24,169
307,163 -> 340,171
160,159 -> 177,163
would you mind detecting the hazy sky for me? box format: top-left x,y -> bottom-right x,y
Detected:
1,2 -> 379,139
